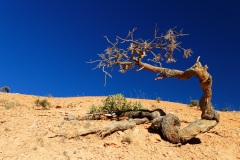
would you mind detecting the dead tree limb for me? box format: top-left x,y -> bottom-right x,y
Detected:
98,118 -> 149,138
49,118 -> 149,139
77,109 -> 166,121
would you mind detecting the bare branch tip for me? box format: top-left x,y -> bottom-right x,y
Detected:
197,56 -> 200,62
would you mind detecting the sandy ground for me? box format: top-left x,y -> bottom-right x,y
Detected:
0,92 -> 239,160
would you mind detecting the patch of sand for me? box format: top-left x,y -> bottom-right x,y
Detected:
0,92 -> 239,160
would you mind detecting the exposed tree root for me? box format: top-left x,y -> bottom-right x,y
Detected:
179,119 -> 218,142
56,107 -> 219,144
158,114 -> 181,144
77,108 -> 166,121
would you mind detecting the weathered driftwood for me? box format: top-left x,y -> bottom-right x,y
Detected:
79,118 -> 149,138
49,118 -> 149,139
98,118 -> 149,138
179,119 -> 218,142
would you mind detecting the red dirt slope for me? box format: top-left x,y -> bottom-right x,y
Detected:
0,93 -> 239,160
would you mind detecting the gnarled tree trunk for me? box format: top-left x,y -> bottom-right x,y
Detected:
138,56 -> 219,122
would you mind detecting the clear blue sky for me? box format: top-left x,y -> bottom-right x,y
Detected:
0,0 -> 239,111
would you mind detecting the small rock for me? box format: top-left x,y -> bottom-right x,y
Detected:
64,115 -> 76,121
155,138 -> 161,142
117,131 -> 124,136
55,106 -> 62,109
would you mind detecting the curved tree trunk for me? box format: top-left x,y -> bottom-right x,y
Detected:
138,56 -> 219,122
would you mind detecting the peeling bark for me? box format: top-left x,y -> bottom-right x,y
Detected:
160,114 -> 181,144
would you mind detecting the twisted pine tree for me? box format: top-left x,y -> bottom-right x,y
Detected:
88,25 -> 219,144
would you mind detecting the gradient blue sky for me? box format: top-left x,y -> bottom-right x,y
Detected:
0,0 -> 239,110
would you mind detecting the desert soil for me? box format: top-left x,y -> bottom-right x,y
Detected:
0,92 -> 239,160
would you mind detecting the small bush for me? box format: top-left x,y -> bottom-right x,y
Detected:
4,101 -> 15,109
151,104 -> 158,110
102,94 -> 145,113
47,94 -> 52,98
0,98 -> 7,104
101,94 -> 129,113
1,86 -> 10,93
88,105 -> 101,114
132,101 -> 144,110
15,101 -> 21,106
121,136 -> 132,144
190,100 -> 199,107
221,107 -> 229,112
35,99 -> 50,110
89,94 -> 145,114
156,97 -> 161,103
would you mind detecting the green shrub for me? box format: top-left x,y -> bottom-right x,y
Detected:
89,94 -> 144,114
132,101 -> 144,110
1,86 -> 10,93
156,97 -> 161,103
35,99 -> 50,110
88,105 -> 101,114
190,100 -> 199,107
102,94 -> 128,113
